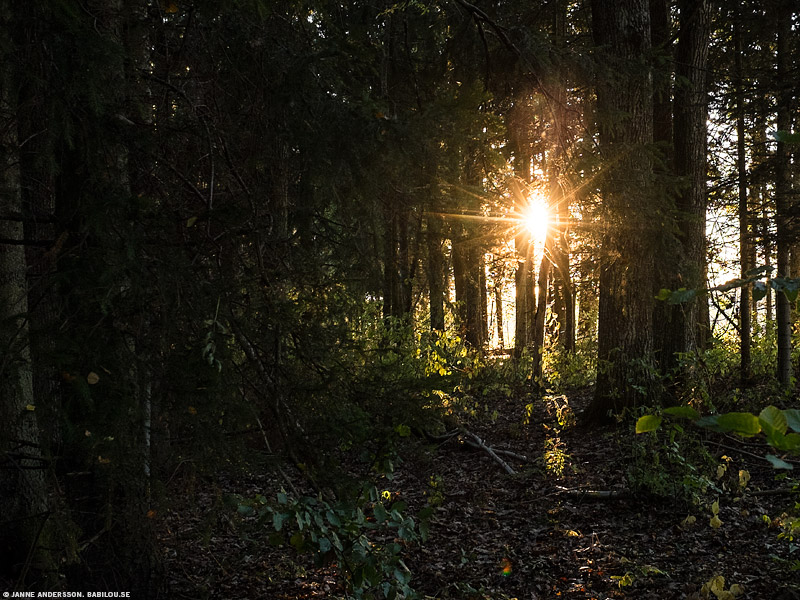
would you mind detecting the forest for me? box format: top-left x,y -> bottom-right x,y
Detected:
1,0 -> 799,598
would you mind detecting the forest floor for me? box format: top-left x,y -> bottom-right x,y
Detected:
160,389 -> 800,600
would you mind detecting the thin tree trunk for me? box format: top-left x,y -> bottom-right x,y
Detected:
735,9 -> 752,383
774,0 -> 793,388
495,280 -> 505,349
426,213 -> 446,331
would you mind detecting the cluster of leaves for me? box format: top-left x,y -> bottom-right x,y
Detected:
625,415 -> 717,502
637,406 -> 800,469
235,488 -> 432,599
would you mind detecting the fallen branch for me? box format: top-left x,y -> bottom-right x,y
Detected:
460,429 -> 516,475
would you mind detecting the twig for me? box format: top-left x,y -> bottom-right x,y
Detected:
705,440 -> 800,467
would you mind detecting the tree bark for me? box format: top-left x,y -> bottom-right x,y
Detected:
0,3 -> 53,580
774,0 -> 793,388
587,0 -> 658,420
426,213 -> 446,331
734,9 -> 752,384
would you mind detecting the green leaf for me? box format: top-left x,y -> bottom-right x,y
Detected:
395,424 -> 411,437
655,288 -> 672,301
765,454 -> 794,470
273,512 -> 286,531
759,405 -> 788,437
768,432 -> 800,452
635,415 -> 662,433
373,502 -> 388,523
237,504 -> 254,516
752,281 -> 768,302
783,409 -> 800,433
716,412 -> 761,437
772,130 -> 800,144
695,415 -> 723,432
318,537 -> 331,553
326,509 -> 341,527
290,532 -> 305,550
669,288 -> 697,304
663,405 -> 700,420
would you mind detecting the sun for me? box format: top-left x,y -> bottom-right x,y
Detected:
523,192 -> 550,242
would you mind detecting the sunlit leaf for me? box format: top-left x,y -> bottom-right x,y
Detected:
25,404 -> 36,411
635,415 -> 662,433
655,288 -> 672,301
716,412 -> 761,437
709,515 -> 722,529
711,500 -> 720,515
738,470 -> 750,489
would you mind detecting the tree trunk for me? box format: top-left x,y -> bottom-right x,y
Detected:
587,0 -> 658,420
549,0 -> 575,356
532,233 -> 553,386
655,0 -> 710,374
494,280 -> 505,350
0,4 -> 53,579
774,0 -> 793,388
426,213 -> 446,331
735,9 -> 752,384
510,100 -> 534,357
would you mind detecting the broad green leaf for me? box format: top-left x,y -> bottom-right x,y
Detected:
237,504 -> 254,516
669,288 -> 696,304
273,512 -> 286,531
759,405 -> 788,436
373,501 -> 387,523
318,537 -> 331,553
752,281 -> 767,302
664,405 -> 700,420
696,415 -> 723,432
765,454 -> 794,470
290,532 -> 305,551
636,415 -> 662,433
768,432 -> 800,452
716,412 -> 761,437
784,409 -> 800,433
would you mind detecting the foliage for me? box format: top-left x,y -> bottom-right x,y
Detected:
637,405 -> 800,469
235,487 -> 432,599
626,413 -> 718,502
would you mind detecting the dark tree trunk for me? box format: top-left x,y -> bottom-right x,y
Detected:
549,0 -> 575,356
655,0 -> 710,374
0,3 -> 54,580
774,0 -> 793,388
735,9 -> 752,383
587,0 -> 658,420
495,280 -> 505,349
510,100 -> 534,357
426,214 -> 446,331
